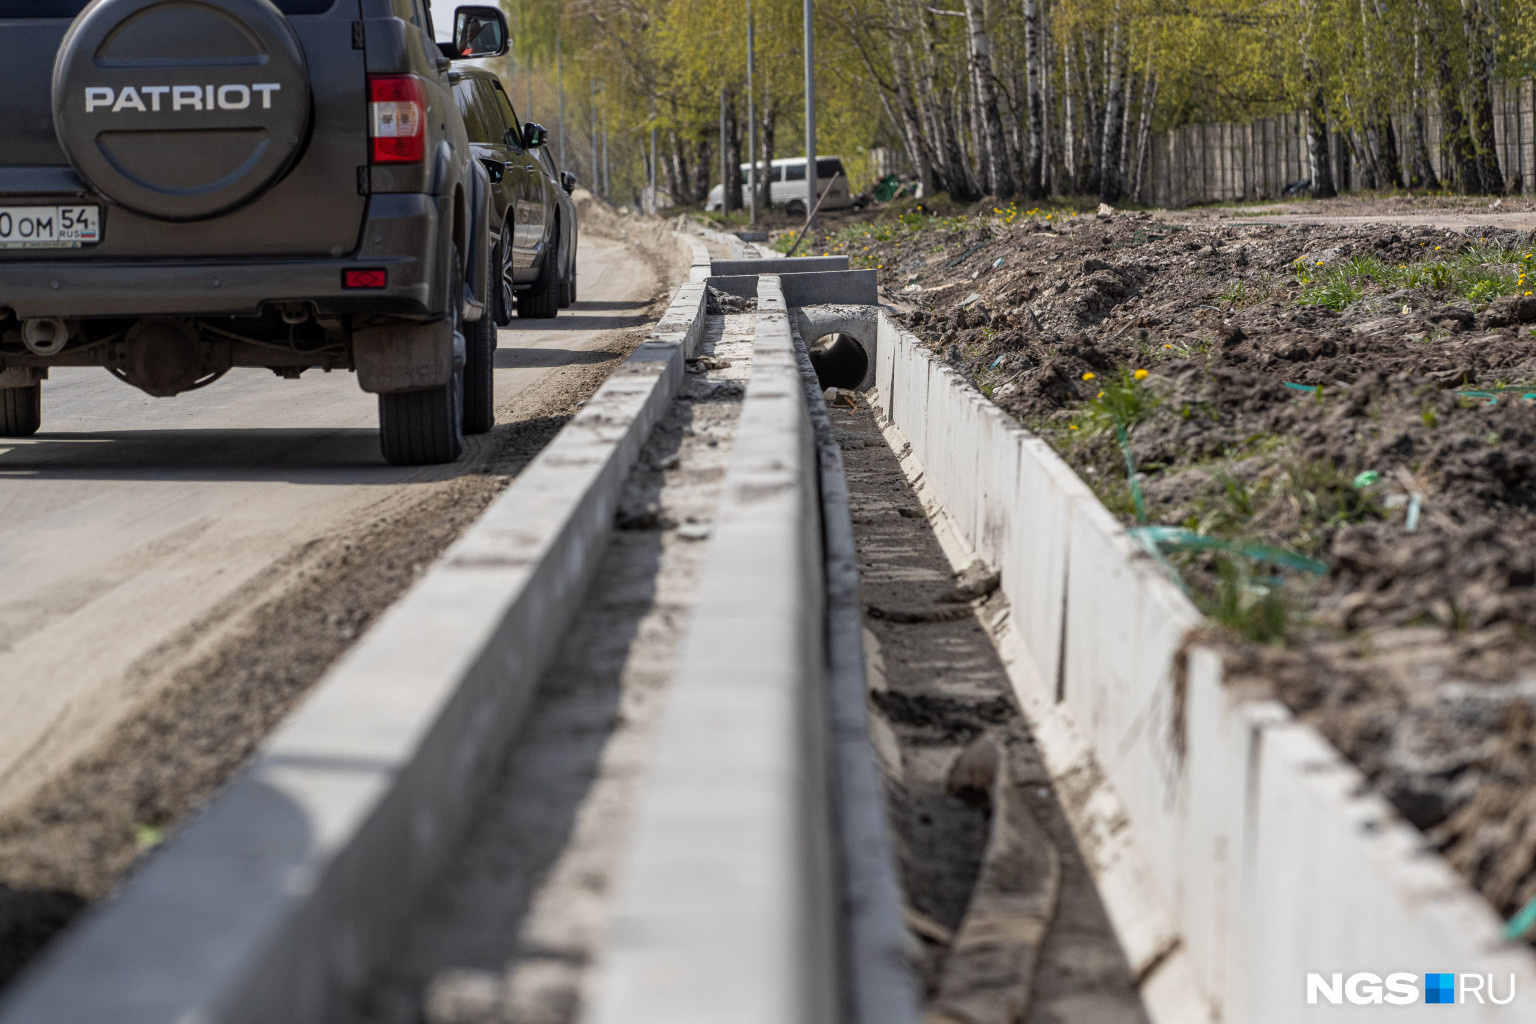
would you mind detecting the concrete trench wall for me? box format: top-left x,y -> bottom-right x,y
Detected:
871,312 -> 1536,1022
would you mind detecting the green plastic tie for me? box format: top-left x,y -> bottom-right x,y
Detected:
1506,893 -> 1536,942
1453,385 -> 1536,406
1128,525 -> 1329,575
1352,470 -> 1381,489
1116,424 -> 1148,525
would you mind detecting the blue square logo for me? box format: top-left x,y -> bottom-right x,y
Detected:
1425,973 -> 1456,1005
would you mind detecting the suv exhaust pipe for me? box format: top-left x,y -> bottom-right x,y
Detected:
21,318 -> 70,356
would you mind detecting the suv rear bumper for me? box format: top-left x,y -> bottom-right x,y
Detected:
0,194 -> 446,321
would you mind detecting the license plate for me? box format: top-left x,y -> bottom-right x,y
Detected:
0,206 -> 101,250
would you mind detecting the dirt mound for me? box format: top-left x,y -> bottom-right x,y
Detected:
811,204 -> 1536,926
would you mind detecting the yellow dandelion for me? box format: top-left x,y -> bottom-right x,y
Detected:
1316,260 -> 1324,265
1435,245 -> 1442,250
1134,368 -> 1149,380
1097,390 -> 1105,398
1164,343 -> 1173,349
1081,371 -> 1096,381
1069,424 -> 1079,430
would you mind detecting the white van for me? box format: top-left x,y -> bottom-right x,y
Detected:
706,156 -> 855,213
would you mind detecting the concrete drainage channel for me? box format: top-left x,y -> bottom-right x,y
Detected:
10,226 -> 1508,1024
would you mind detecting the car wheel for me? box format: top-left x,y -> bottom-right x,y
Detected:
515,229 -> 561,320
786,198 -> 807,217
378,246 -> 466,465
463,242 -> 497,435
0,384 -> 41,437
493,234 -> 515,326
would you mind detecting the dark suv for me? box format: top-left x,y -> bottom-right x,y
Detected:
0,0 -> 510,465
450,66 -> 568,324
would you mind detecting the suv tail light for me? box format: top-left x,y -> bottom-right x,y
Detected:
369,75 -> 425,164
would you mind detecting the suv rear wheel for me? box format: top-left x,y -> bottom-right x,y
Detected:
0,385 -> 42,438
516,228 -> 561,320
378,248 -> 467,466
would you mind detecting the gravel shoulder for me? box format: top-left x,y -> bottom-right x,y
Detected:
806,195 -> 1536,931
0,217 -> 685,989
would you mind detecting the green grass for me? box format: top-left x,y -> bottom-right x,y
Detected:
1199,556 -> 1295,645
1079,365 -> 1160,435
1292,244 -> 1535,310
1216,277 -> 1279,306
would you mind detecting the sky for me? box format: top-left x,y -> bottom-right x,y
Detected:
427,1 -> 458,42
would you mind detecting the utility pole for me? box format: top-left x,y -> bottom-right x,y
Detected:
650,125 -> 658,213
720,89 -> 728,211
803,0 -> 816,224
590,77 -> 598,188
556,26 -> 566,169
602,112 -> 610,199
746,0 -> 757,224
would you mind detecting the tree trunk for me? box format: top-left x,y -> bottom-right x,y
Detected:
1459,0 -> 1504,192
665,130 -> 687,204
1021,0 -> 1046,198
1098,18 -> 1126,204
1133,73 -> 1158,200
1079,31 -> 1103,194
961,0 -> 1016,196
1062,41 -> 1078,193
693,139 -> 712,204
1304,80 -> 1336,197
1342,94 -> 1378,188
1376,115 -> 1401,189
1435,36 -> 1482,191
1298,0 -> 1336,198
1118,69 -> 1136,194
950,82 -> 982,198
1408,0 -> 1440,188
760,101 -> 776,209
724,90 -> 744,211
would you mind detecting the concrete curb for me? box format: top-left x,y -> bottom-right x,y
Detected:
708,269 -> 878,306
712,256 -> 849,276
870,311 -> 1536,1022
585,274 -> 840,1024
686,236 -> 712,282
0,278 -> 710,1024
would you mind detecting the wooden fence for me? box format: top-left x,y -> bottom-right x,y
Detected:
1140,80 -> 1536,207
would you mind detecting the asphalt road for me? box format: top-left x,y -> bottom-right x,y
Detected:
0,232 -> 661,820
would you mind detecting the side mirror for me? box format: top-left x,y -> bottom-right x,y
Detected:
522,122 -> 548,149
449,5 -> 508,59
560,171 -> 576,195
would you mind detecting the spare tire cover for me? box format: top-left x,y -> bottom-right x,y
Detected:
52,0 -> 312,222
